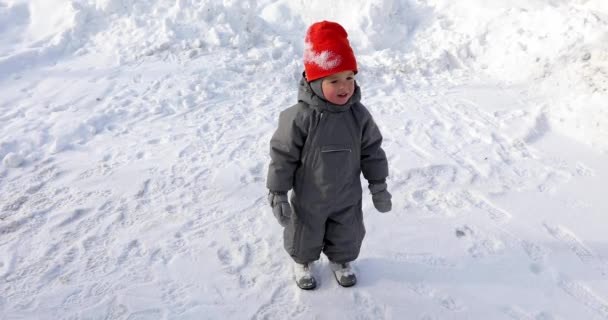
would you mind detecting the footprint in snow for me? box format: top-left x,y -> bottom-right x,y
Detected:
252,282 -> 305,320
556,275 -> 608,319
216,243 -> 251,275
543,223 -> 608,276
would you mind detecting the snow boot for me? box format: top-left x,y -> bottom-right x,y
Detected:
293,262 -> 317,290
329,261 -> 357,287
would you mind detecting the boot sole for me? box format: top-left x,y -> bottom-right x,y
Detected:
297,283 -> 317,290
295,280 -> 317,290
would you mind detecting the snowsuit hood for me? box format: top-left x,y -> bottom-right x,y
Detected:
297,74 -> 361,114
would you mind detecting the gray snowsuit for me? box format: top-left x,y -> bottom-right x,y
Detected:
267,76 -> 389,264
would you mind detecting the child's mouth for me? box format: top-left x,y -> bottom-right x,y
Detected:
338,93 -> 348,98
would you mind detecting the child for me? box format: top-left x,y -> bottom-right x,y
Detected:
266,21 -> 392,290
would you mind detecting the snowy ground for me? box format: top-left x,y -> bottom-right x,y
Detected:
1,0 -> 608,319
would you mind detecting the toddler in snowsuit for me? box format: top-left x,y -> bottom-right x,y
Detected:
266,21 -> 392,290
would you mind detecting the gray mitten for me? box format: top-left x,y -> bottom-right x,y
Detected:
268,191 -> 292,227
369,182 -> 392,213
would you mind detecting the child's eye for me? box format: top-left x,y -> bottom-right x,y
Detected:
346,77 -> 354,80
331,80 -> 338,84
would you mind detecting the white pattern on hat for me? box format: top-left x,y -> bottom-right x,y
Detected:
303,41 -> 342,71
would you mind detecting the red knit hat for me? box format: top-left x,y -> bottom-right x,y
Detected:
303,21 -> 358,82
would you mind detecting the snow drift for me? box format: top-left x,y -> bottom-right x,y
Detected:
1,0 -> 606,152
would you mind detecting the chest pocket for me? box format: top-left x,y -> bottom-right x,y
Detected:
319,144 -> 355,184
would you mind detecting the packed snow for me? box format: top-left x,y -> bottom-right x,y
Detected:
1,0 -> 608,319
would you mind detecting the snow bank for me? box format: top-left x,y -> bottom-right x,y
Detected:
83,0 -> 269,63
3,0 -> 605,82
0,0 -> 606,150
0,0 -> 86,77
414,0 -> 608,150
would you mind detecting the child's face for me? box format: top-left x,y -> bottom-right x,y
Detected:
321,70 -> 355,105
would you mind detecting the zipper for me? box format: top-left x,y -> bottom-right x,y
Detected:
321,148 -> 352,153
300,111 -> 324,164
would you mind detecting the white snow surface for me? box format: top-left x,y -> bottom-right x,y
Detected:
1,0 -> 608,319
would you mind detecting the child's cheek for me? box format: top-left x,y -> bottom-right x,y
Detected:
323,85 -> 336,99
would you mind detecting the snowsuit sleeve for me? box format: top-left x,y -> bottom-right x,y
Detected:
360,112 -> 389,182
266,105 -> 310,192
